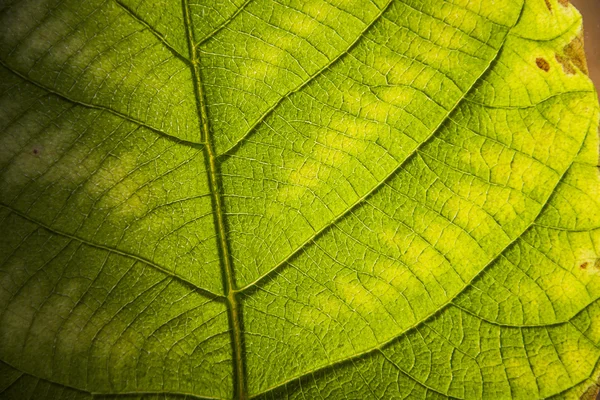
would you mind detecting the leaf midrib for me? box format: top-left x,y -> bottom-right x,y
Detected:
180,1 -> 246,399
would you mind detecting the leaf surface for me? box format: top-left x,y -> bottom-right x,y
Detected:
1,0 -> 600,399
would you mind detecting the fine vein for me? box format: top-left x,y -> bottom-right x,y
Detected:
181,1 -> 246,399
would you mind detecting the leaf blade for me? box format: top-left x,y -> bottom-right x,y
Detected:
1,0 -> 599,399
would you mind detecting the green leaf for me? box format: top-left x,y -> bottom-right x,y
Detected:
0,0 -> 599,399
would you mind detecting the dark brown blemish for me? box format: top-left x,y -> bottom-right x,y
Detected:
536,57 -> 550,72
557,0 -> 569,7
32,148 -> 40,155
544,0 -> 552,11
579,259 -> 600,271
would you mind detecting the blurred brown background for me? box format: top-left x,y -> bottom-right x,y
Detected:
572,1 -> 600,398
572,0 -> 600,90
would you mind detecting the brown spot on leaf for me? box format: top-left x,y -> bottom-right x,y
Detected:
557,0 -> 568,7
579,259 -> 600,272
544,0 -> 552,11
556,54 -> 576,74
32,148 -> 39,155
564,34 -> 589,75
581,382 -> 599,400
536,57 -> 550,71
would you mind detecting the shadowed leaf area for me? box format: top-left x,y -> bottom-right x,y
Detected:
1,0 -> 600,399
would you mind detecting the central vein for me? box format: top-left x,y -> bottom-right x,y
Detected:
181,1 -> 246,399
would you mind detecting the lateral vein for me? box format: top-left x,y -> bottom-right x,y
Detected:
216,0 -> 395,158
113,0 -> 191,64
0,202 -> 224,301
0,59 -> 201,148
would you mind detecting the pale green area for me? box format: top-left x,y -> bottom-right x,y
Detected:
0,0 -> 599,399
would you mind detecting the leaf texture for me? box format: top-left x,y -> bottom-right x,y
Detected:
0,0 -> 599,399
